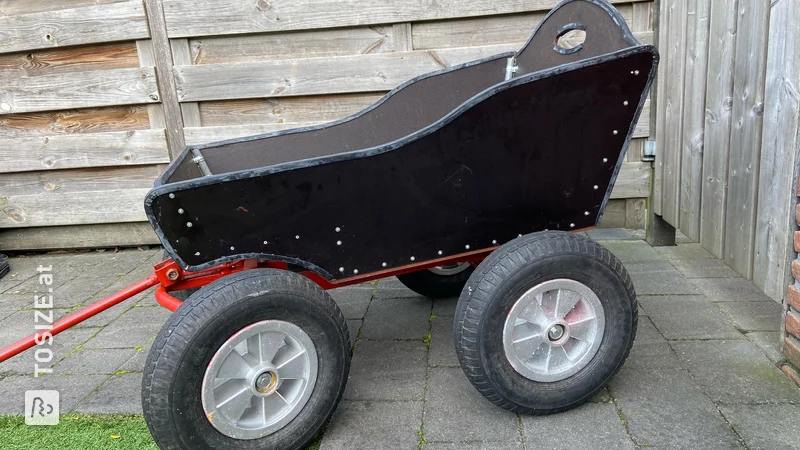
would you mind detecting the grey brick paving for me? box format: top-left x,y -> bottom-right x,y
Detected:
0,235 -> 797,450
720,404 -> 800,450
320,400 -> 424,450
638,295 -> 744,340
344,340 -> 428,401
523,402 -> 634,449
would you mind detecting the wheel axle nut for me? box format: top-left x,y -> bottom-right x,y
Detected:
548,325 -> 565,341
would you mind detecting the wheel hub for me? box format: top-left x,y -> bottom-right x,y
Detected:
201,320 -> 318,440
502,279 -> 605,382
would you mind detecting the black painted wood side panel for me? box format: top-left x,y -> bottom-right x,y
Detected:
151,49 -> 655,278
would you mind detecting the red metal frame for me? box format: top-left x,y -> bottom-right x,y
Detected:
0,226 -> 594,364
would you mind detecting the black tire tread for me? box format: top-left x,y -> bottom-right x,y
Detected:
454,231 -> 636,415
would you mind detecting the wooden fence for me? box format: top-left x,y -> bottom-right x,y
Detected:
653,0 -> 800,302
0,0 -> 654,251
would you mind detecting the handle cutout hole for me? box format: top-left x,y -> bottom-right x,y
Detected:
554,23 -> 586,55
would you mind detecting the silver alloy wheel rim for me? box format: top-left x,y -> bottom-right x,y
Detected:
502,279 -> 605,382
428,262 -> 471,276
201,320 -> 318,439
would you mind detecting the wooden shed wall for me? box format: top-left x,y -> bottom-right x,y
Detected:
654,0 -> 800,302
0,0 -> 654,251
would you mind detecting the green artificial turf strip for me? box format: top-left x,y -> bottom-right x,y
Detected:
0,414 -> 157,450
0,414 -> 325,449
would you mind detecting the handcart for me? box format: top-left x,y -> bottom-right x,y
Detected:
0,0 -> 657,448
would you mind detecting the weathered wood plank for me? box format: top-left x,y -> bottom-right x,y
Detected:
0,42 -> 139,77
723,0 -> 770,278
136,40 -> 167,129
659,0 -> 688,227
0,67 -> 158,115
0,222 -> 159,251
0,105 -> 150,137
0,129 -> 169,173
599,199 -> 627,228
170,39 -> 202,128
393,23 -> 413,52
0,188 -> 150,227
625,197 -> 647,229
699,0 -> 738,258
0,0 -> 126,16
753,0 -> 800,301
143,0 -> 186,158
0,1 -> 149,54
190,26 -> 396,65
630,1 -> 654,32
611,162 -> 651,199
652,0 -> 667,216
198,94 -> 385,126
411,7 -> 643,50
0,165 -> 163,197
174,44 -> 516,102
678,0 -> 711,241
162,0 -> 649,38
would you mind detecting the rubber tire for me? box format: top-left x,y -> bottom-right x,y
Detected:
396,265 -> 474,298
142,269 -> 351,450
454,231 -> 636,415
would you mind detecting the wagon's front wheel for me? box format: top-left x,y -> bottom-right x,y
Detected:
142,269 -> 350,450
454,231 -> 636,414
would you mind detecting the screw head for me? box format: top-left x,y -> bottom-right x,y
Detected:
195,252 -> 200,256
492,240 -> 497,245
410,256 -> 416,261
335,227 -> 341,232
634,70 -> 640,75
382,262 -> 387,267
166,269 -> 179,280
353,269 -> 358,274
594,185 -> 599,190
186,222 -> 193,228
178,208 -> 185,214
336,240 -> 342,246
230,246 -> 235,250
570,223 -> 576,228
295,235 -> 300,239
548,325 -> 565,341
613,130 -> 619,135
465,245 -> 470,250
584,211 -> 590,216
437,250 -> 443,255
169,193 -> 175,199
603,158 -> 608,163
623,100 -> 629,106
339,267 -> 345,273
263,240 -> 268,244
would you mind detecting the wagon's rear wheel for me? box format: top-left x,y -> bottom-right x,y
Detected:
142,269 -> 350,450
396,263 -> 474,298
454,231 -> 636,414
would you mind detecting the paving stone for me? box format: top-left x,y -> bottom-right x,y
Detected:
84,306 -> 170,349
53,348 -> 138,375
346,319 -> 361,345
424,442 -> 523,450
344,340 -> 427,401
0,294 -> 36,320
0,374 -> 109,414
431,296 -> 459,318
376,277 -> 407,289
117,345 -> 151,373
599,241 -> 663,263
0,327 -> 98,377
50,276 -> 119,308
588,228 -> 639,241
589,386 -> 612,403
360,296 -> 431,340
424,367 -> 519,443
625,261 -> 699,295
745,331 -> 784,364
714,301 -> 783,332
330,288 -> 373,319
669,259 -> 741,279
8,270 -> 75,295
655,243 -> 716,261
63,250 -> 154,278
320,400 -> 423,450
670,340 -> 800,404
374,287 -> 428,299
0,270 -> 35,296
623,317 -> 681,370
75,372 -> 143,414
720,404 -> 800,450
638,296 -> 743,340
523,402 -> 634,450
75,300 -> 136,328
609,368 -> 741,448
429,316 -> 458,367
691,278 -> 774,302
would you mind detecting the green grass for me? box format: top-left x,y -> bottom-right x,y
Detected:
0,414 -> 326,449
0,415 -> 157,450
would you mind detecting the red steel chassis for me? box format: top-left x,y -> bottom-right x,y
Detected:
0,248 -> 497,364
